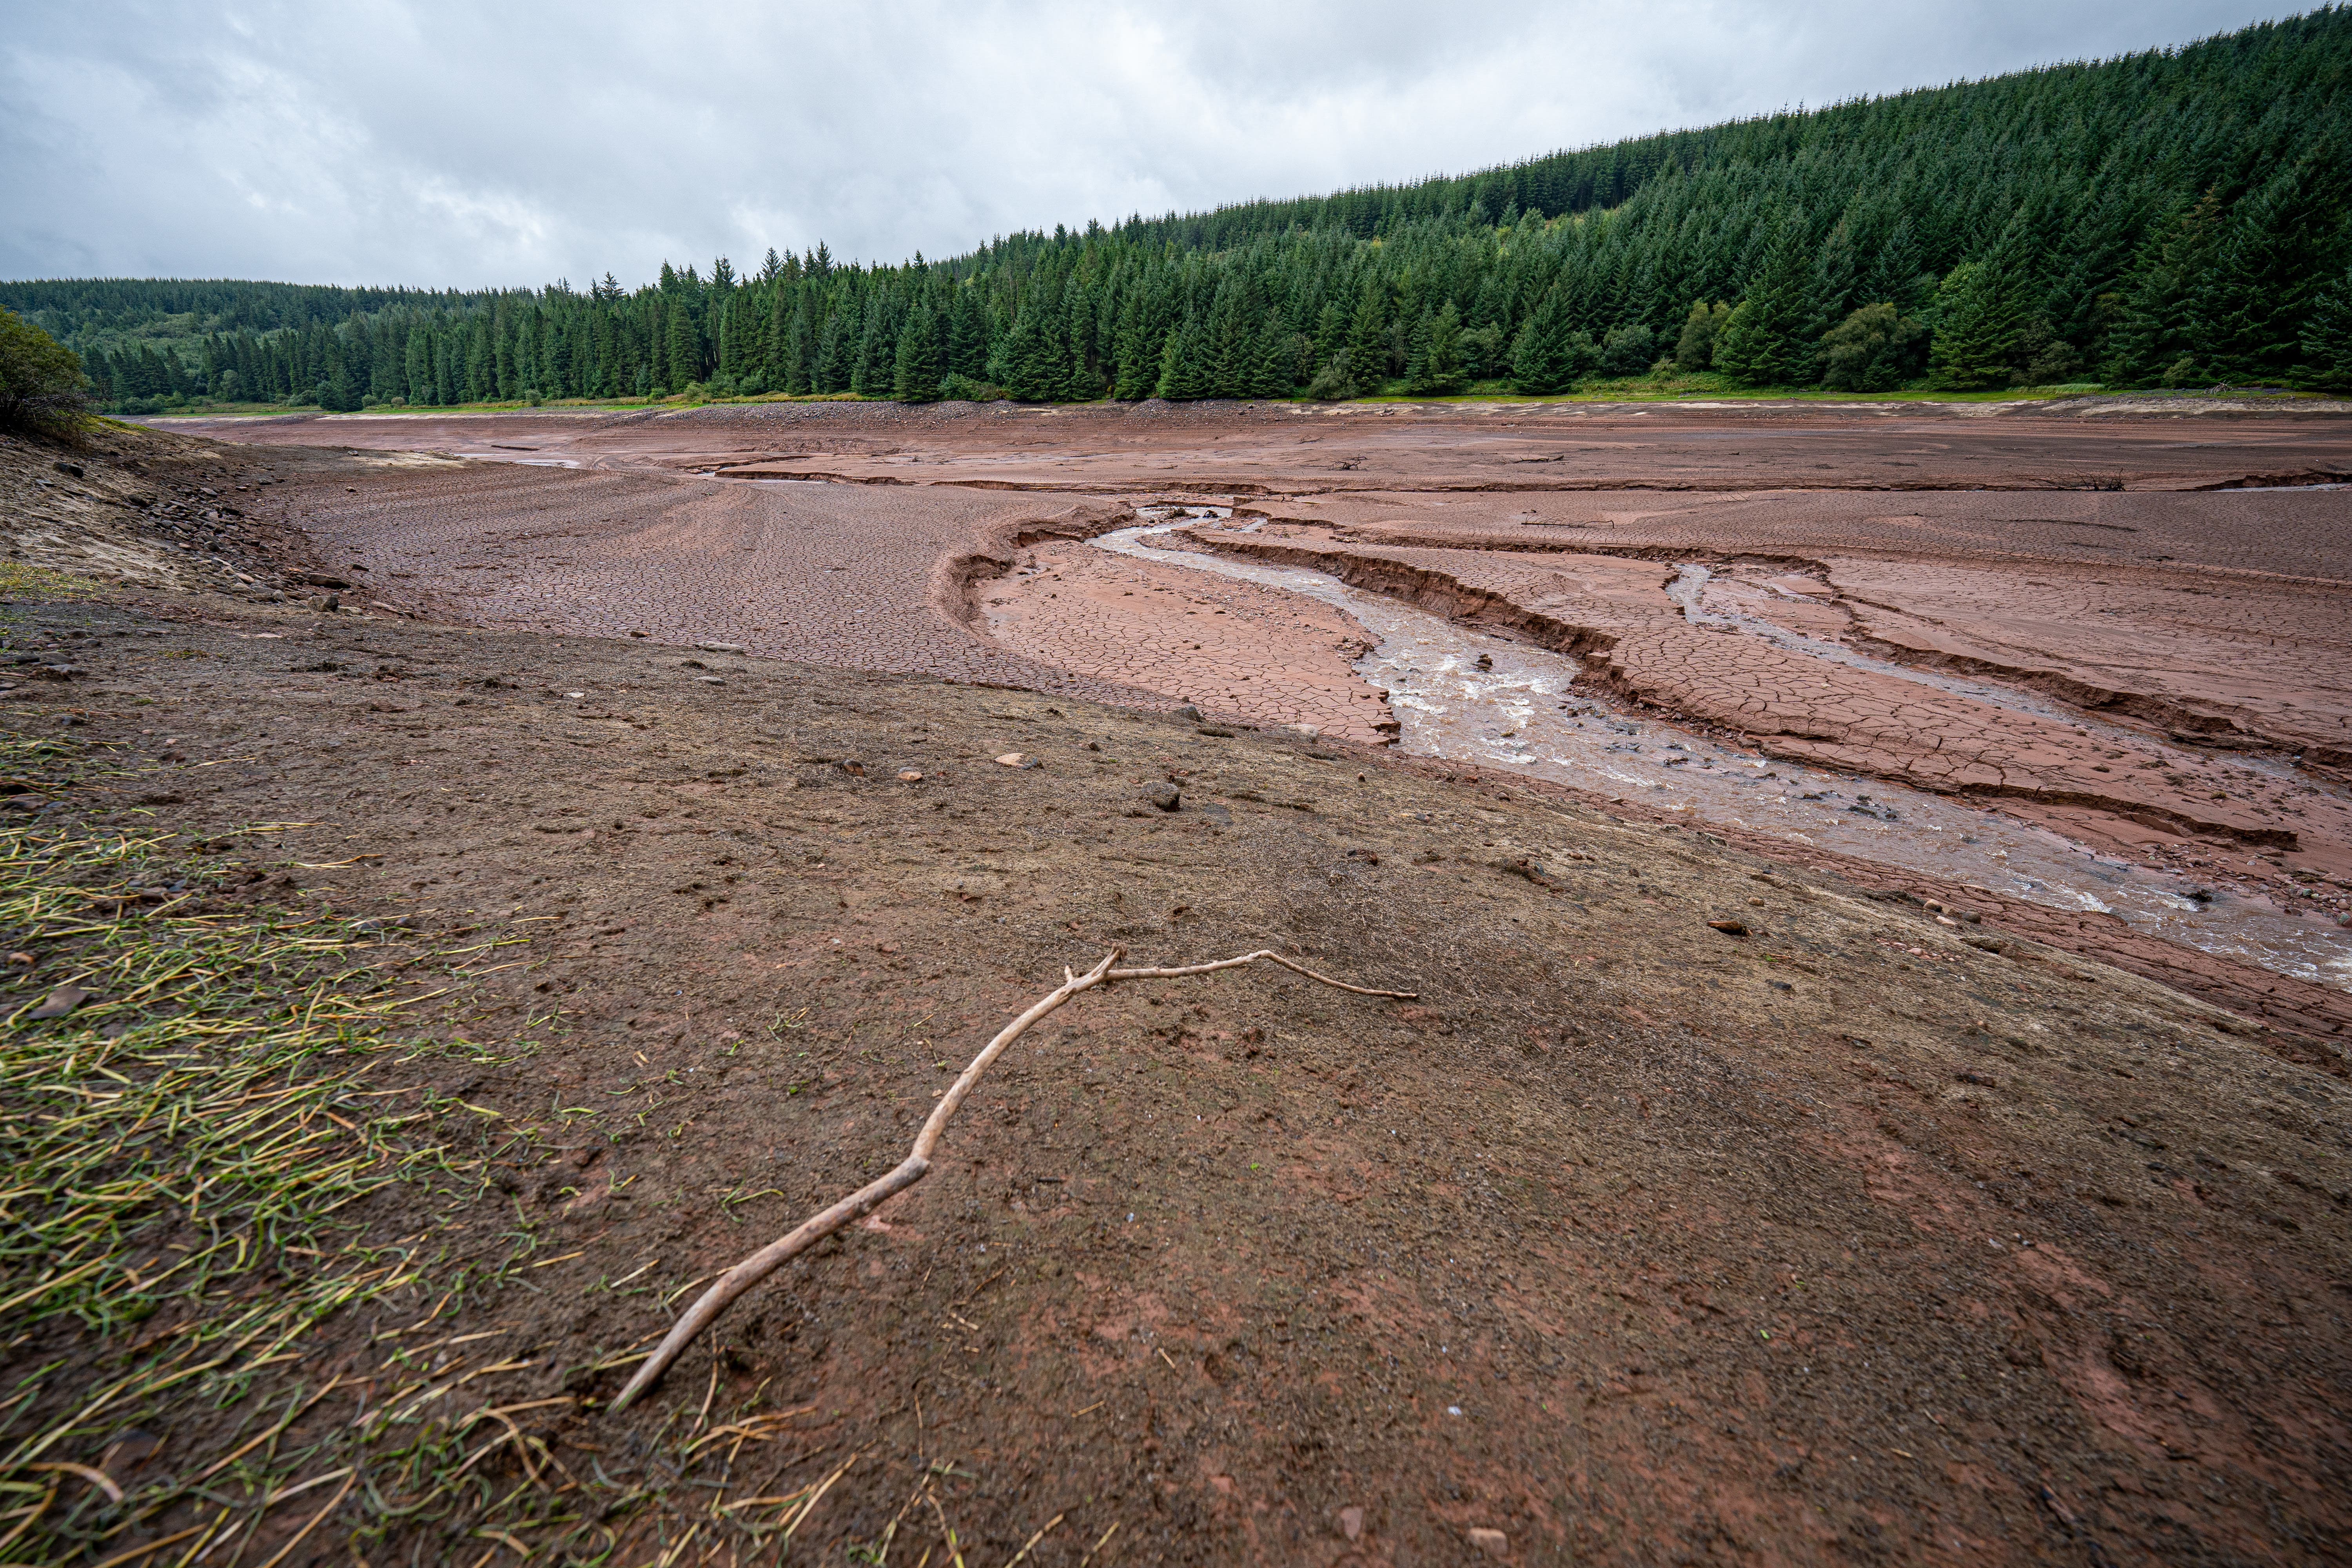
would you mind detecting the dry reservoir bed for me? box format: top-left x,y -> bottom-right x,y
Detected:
167,401 -> 2352,1031
0,407 -> 2334,1564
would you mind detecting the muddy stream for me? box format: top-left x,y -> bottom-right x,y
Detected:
1093,517 -> 2352,993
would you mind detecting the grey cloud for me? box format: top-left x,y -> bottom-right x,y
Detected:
0,0 -> 2303,287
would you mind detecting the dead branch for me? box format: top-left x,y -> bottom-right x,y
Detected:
609,946 -> 1415,1414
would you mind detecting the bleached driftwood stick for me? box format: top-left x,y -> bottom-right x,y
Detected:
610,947 -> 1415,1414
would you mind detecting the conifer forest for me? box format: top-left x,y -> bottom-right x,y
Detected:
10,8 -> 2349,411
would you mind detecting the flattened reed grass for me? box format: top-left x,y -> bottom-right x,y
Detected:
0,732 -> 881,1566
0,735 -> 497,1563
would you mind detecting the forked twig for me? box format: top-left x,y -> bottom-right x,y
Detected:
609,947 -> 1414,1413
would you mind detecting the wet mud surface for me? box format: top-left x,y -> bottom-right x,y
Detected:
2,581 -> 2348,1566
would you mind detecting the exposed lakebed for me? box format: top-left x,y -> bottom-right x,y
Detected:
1096,517 -> 2352,992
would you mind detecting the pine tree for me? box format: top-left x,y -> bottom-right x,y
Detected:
893,301 -> 944,401
669,303 -> 703,390
1347,280 -> 1389,389
1243,311 -> 1292,397
949,289 -> 989,380
1510,289 -> 1576,394
1406,303 -> 1466,393
2196,156 -> 2349,382
1927,261 -> 2025,389
2101,193 -> 2223,386
1713,221 -> 1822,386
2300,267 -> 2352,390
1156,312 -> 1214,399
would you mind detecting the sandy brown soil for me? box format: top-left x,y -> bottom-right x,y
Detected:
4,405 -> 2329,1562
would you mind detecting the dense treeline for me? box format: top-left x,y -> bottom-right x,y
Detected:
11,7 -> 2350,410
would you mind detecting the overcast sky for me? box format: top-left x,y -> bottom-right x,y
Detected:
0,0 -> 2309,290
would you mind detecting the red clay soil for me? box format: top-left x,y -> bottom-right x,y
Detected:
172,395 -> 2352,501
4,416 -> 2351,1566
979,540 -> 1394,745
160,403 -> 2352,1034
1195,525 -> 2351,864
4,591 -> 2348,1568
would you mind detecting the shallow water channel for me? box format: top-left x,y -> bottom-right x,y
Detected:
1093,520 -> 2352,993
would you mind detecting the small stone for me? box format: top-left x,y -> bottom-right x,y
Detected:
1708,918 -> 1748,936
5,952 -> 33,967
696,641 -> 748,655
1468,1527 -> 1508,1557
897,770 -> 924,782
1172,704 -> 1203,722
565,691 -> 585,699
697,675 -> 725,685
995,753 -> 1025,767
1143,782 -> 1180,811
1964,935 -> 2010,953
27,985 -> 90,1020
1338,1507 -> 1363,1542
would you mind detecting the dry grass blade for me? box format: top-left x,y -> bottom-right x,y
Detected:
611,944 -> 1414,1411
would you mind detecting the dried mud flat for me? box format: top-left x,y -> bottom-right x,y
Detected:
0,410 -> 2345,1566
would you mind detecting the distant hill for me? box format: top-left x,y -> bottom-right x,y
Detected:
9,5 -> 2349,408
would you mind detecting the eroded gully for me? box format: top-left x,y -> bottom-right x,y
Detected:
1088,519 -> 2352,993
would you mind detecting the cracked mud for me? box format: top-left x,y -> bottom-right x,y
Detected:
46,399 -> 2341,1563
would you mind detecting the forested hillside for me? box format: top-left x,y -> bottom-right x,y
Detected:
11,7 -> 2349,409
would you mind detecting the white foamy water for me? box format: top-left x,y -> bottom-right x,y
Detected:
1090,521 -> 2352,992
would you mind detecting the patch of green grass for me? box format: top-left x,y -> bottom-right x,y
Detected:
0,563 -> 105,602
0,733 -> 874,1564
0,735 -> 532,1564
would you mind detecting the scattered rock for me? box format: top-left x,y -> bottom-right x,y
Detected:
897,770 -> 924,782
995,753 -> 1026,767
696,641 -> 748,655
1337,1507 -> 1364,1542
697,676 -> 726,685
1708,918 -> 1748,936
1468,1526 -> 1508,1557
1964,935 -> 2010,953
1143,782 -> 1181,811
27,984 -> 91,1020
1172,705 -> 1203,722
